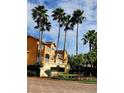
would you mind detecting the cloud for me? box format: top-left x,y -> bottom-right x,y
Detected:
27,0 -> 97,55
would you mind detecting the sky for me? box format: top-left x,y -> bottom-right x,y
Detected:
27,0 -> 97,55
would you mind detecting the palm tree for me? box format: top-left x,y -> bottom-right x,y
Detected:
77,54 -> 85,75
71,9 -> 85,55
92,32 -> 97,50
52,8 -> 65,51
82,30 -> 97,77
87,50 -> 97,77
63,15 -> 73,51
32,5 -> 51,65
82,30 -> 97,52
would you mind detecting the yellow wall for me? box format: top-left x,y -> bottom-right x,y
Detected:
41,43 -> 56,65
27,36 -> 68,67
56,51 -> 68,64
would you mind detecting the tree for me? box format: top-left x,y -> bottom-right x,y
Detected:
68,52 -> 97,77
82,30 -> 97,77
32,5 -> 51,65
92,32 -> 97,50
71,9 -> 85,55
82,30 -> 97,52
63,14 -> 73,51
87,50 -> 97,77
52,8 -> 65,51
52,8 -> 65,62
68,54 -> 85,74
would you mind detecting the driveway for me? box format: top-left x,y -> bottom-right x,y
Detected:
27,77 -> 96,93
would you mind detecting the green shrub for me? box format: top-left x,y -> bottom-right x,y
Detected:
27,70 -> 37,76
27,64 -> 40,77
45,69 -> 52,77
52,73 -> 78,80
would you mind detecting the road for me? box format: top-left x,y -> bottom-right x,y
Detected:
27,77 -> 96,93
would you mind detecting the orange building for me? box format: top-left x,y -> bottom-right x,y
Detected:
27,36 -> 38,65
27,35 -> 57,65
27,35 -> 69,76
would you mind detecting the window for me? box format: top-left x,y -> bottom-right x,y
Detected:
45,54 -> 50,59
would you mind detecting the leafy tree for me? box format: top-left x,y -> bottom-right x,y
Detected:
32,5 -> 51,65
68,51 -> 97,76
68,54 -> 85,75
88,49 -> 97,69
87,50 -> 97,77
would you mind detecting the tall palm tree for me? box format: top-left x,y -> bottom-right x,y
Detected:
63,15 -> 73,51
32,5 -> 51,65
92,32 -> 97,50
82,30 -> 97,77
71,9 -> 85,55
52,8 -> 65,51
81,30 -> 97,52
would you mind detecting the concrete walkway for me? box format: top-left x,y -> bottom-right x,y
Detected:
27,77 -> 96,93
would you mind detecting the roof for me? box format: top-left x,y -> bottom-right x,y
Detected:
44,42 -> 56,47
56,50 -> 68,55
27,35 -> 39,41
27,35 -> 56,47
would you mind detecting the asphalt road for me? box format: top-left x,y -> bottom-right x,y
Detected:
27,77 -> 97,93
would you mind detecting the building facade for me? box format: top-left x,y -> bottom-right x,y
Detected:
27,35 -> 69,77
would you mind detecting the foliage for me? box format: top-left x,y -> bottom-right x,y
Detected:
27,70 -> 37,76
71,9 -> 85,26
51,65 -> 65,72
52,8 -> 65,51
52,8 -> 65,27
27,63 -> 41,77
52,73 -> 78,81
32,5 -> 51,31
45,69 -> 52,77
32,5 -> 51,64
68,50 -> 97,77
82,30 -> 97,51
79,79 -> 97,84
62,14 -> 73,51
71,9 -> 86,55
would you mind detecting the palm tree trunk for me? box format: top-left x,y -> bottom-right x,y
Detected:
90,62 -> 93,77
37,31 -> 41,63
63,30 -> 67,51
56,22 -> 61,51
76,23 -> 79,55
55,22 -> 61,62
41,31 -> 43,59
89,43 -> 92,52
37,31 -> 41,64
38,31 -> 43,65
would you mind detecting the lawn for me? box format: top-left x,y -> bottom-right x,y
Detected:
79,79 -> 97,84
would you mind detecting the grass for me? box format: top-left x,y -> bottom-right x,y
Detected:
51,73 -> 78,81
51,73 -> 97,83
58,73 -> 78,77
79,79 -> 97,84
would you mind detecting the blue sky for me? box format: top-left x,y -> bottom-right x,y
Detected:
27,0 -> 97,55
